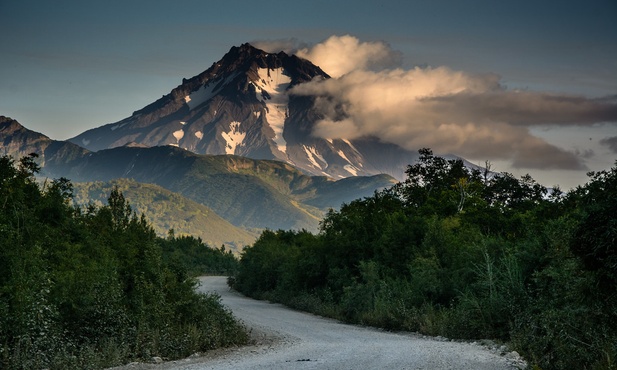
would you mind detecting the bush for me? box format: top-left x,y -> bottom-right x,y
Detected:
0,155 -> 249,369
232,151 -> 617,370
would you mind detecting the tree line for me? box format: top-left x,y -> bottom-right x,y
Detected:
232,148 -> 617,370
0,154 -> 247,369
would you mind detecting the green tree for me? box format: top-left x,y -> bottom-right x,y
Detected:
570,163 -> 617,286
0,155 -> 249,368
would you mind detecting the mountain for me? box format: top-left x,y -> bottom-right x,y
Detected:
69,43 -> 419,180
71,179 -> 258,252
51,144 -> 396,231
0,116 -> 87,172
1,117 -> 396,233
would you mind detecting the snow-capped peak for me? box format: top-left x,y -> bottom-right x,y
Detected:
253,68 -> 291,154
68,43 -> 415,181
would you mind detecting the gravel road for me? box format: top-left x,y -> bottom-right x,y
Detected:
116,276 -> 526,370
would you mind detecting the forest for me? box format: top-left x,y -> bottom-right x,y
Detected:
0,154 -> 247,369
233,148 -> 617,370
2,149 -> 615,369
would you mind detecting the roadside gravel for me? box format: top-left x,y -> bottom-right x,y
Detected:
113,276 -> 526,370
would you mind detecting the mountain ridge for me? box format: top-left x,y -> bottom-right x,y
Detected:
68,43 -> 419,180
1,115 -> 88,170
72,178 -> 259,252
1,116 -> 397,234
53,144 -> 396,230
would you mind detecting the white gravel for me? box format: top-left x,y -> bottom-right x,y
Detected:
114,276 -> 526,370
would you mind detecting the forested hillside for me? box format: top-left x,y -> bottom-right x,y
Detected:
71,179 -> 259,252
0,154 -> 248,369
233,149 -> 617,370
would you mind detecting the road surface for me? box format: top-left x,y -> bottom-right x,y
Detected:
117,276 -> 525,369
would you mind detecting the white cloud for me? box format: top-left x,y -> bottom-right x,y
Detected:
290,36 -> 617,171
296,35 -> 402,78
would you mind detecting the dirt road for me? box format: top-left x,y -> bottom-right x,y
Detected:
119,276 -> 525,369
118,277 -> 524,370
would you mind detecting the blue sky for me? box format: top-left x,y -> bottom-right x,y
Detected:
1,0 -> 616,189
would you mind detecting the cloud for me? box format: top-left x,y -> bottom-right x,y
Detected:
250,38 -> 309,55
296,35 -> 403,78
290,36 -> 617,171
600,136 -> 617,154
423,93 -> 617,126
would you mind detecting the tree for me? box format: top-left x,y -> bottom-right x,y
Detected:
0,155 -> 249,368
570,163 -> 617,286
108,186 -> 133,231
394,148 -> 482,217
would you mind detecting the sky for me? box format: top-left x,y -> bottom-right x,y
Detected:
1,0 -> 616,190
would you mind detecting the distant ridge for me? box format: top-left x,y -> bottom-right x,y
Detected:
1,116 -> 397,234
0,115 -> 88,171
72,179 -> 259,252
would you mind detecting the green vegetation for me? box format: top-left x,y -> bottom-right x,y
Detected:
160,233 -> 239,276
0,154 -> 248,369
233,148 -> 617,370
72,179 -> 259,253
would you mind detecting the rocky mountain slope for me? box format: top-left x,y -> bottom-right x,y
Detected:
69,44 -> 419,180
1,116 -> 87,171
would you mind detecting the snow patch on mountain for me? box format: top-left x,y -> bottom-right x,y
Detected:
254,68 -> 291,154
221,121 -> 245,155
343,139 -> 358,152
185,73 -> 239,110
195,131 -> 203,140
337,149 -> 352,164
185,84 -> 215,110
173,129 -> 184,142
344,165 -> 359,176
303,145 -> 327,170
342,139 -> 363,167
